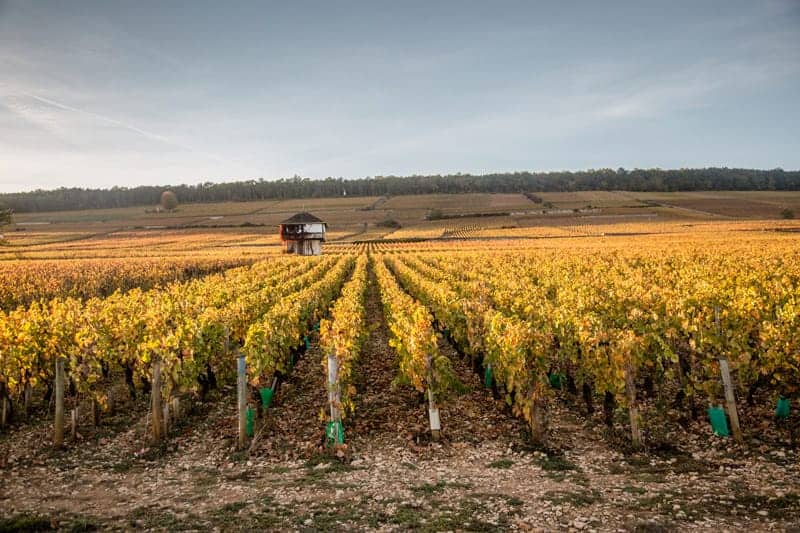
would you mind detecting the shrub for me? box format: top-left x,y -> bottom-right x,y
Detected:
160,191 -> 179,211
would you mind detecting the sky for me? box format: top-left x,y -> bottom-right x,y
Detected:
0,1 -> 798,193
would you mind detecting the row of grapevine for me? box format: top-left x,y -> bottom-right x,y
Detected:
244,256 -> 355,381
374,255 -> 458,440
0,255 -> 337,441
385,255 -> 549,443
0,255 -> 254,310
318,255 -> 369,443
395,248 -> 800,445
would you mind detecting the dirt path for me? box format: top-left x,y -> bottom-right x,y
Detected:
249,337 -> 329,461
435,335 -> 527,447
348,267 -> 426,450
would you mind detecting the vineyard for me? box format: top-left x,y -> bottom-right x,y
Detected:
1,220 -> 799,531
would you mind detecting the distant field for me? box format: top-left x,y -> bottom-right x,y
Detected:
537,191 -> 648,209
382,192 -> 534,212
3,191 -> 798,256
630,191 -> 800,218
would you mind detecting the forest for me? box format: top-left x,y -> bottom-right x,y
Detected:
1,167 -> 798,213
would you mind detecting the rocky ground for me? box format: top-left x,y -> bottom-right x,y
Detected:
1,276 -> 798,532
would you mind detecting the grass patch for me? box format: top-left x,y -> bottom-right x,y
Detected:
623,485 -> 647,495
537,453 -> 578,472
610,454 -> 706,483
64,517 -> 97,532
471,492 -> 524,508
290,496 -> 389,529
226,450 -> 249,463
487,459 -> 514,469
212,501 -> 247,516
224,470 -> 255,482
729,491 -> 800,519
110,459 -> 136,473
387,492 -> 522,531
0,514 -> 101,533
0,514 -> 53,532
535,452 -> 579,481
389,504 -> 425,529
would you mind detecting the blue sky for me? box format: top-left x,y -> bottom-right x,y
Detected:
0,1 -> 798,192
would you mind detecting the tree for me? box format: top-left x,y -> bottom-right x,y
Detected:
781,207 -> 795,219
160,191 -> 178,211
0,208 -> 12,227
0,207 -> 12,241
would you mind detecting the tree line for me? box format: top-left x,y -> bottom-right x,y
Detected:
1,167 -> 798,213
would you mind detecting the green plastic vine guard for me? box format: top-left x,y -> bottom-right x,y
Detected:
289,353 -> 295,370
313,322 -> 320,333
708,406 -> 730,437
260,387 -> 274,408
246,407 -> 255,437
483,366 -> 493,388
326,421 -> 345,447
304,336 -> 311,351
776,397 -> 790,419
549,373 -> 564,389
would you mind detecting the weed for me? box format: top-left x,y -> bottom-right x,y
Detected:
0,514 -> 53,532
487,459 -> 514,469
623,485 -> 647,495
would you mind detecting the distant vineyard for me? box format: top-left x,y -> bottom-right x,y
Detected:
0,256 -> 256,310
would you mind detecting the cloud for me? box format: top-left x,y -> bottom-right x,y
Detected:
19,92 -> 174,144
1,88 -> 234,166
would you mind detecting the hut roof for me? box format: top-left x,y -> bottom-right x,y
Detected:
280,212 -> 325,224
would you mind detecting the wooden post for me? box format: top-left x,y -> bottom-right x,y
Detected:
423,351 -> 442,442
70,407 -> 78,440
625,365 -> 643,448
151,360 -> 163,443
237,355 -> 247,450
24,382 -> 32,419
0,396 -> 8,428
91,398 -> 100,426
719,358 -> 743,443
171,397 -> 180,420
427,387 -> 441,442
163,401 -> 170,436
426,353 -> 441,442
528,382 -> 548,445
54,358 -> 65,448
327,353 -> 341,425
